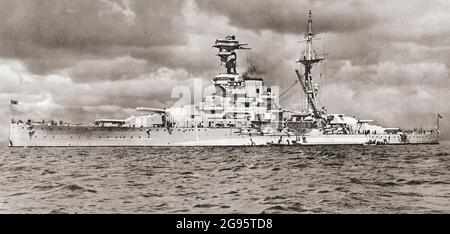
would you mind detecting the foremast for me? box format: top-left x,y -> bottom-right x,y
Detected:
296,10 -> 324,118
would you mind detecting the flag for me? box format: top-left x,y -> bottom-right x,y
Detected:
10,99 -> 18,105
438,113 -> 443,119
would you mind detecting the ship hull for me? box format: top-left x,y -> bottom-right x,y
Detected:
9,124 -> 439,147
8,124 -> 292,147
296,133 -> 439,145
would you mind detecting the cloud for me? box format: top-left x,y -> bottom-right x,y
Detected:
195,0 -> 377,35
331,60 -> 449,90
0,0 -> 186,49
62,56 -> 150,82
0,0 -> 187,74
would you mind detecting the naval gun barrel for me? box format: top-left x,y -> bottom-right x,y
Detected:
136,107 -> 167,113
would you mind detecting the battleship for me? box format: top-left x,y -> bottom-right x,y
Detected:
8,11 -> 440,147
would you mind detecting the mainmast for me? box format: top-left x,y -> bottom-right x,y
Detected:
213,35 -> 249,74
296,10 -> 324,118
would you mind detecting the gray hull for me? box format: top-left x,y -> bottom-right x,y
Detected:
296,133 -> 439,145
8,124 -> 287,147
9,124 -> 439,147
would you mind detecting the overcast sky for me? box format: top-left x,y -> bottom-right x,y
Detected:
1,0 -> 449,141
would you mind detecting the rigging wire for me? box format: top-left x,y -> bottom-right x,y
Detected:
299,62 -> 304,110
279,80 -> 299,100
322,40 -> 328,108
243,50 -> 248,72
324,60 -> 328,108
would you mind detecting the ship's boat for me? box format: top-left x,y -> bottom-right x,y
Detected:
8,11 -> 440,147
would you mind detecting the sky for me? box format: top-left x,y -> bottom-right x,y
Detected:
1,0 -> 449,141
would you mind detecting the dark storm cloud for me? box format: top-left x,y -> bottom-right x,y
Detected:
0,0 -> 187,75
195,0 -> 377,34
64,56 -> 149,82
0,0 -> 186,48
129,45 -> 218,77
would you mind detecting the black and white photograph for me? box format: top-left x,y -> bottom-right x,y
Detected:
0,0 -> 449,223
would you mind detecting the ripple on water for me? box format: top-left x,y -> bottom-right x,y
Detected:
0,143 -> 449,213
61,184 -> 97,193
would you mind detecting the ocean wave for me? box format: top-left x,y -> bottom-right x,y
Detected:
0,143 -> 449,213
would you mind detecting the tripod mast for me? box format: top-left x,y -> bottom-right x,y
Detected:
296,10 -> 324,118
